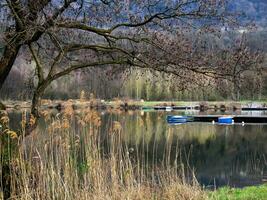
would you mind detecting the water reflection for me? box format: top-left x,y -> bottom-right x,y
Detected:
7,109 -> 267,188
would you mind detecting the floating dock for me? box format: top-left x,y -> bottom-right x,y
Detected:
154,106 -> 194,110
150,106 -> 267,111
241,108 -> 267,111
188,115 -> 267,123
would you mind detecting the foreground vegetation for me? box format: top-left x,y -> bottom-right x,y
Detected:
0,104 -> 206,200
1,102 -> 266,199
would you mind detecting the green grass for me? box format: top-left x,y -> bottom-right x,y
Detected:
136,101 -> 192,107
108,100 -> 267,108
108,100 -> 198,107
208,185 -> 267,200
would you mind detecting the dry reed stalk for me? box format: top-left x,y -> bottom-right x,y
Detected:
1,108 -> 206,200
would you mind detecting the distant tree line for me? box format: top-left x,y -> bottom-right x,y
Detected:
1,30 -> 266,101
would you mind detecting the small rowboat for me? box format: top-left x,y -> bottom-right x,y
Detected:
218,116 -> 234,124
167,115 -> 188,124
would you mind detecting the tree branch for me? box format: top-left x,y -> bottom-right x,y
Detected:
28,43 -> 44,82
50,59 -> 131,81
7,0 -> 25,30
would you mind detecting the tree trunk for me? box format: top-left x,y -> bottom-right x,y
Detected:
0,102 -> 6,110
0,45 -> 21,90
26,82 -> 49,135
0,111 -> 11,199
25,91 -> 42,135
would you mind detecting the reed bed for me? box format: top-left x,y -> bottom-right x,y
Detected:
1,104 -> 206,200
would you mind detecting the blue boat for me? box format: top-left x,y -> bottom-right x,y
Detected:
218,116 -> 233,124
167,115 -> 188,124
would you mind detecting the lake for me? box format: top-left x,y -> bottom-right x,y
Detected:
7,109 -> 267,189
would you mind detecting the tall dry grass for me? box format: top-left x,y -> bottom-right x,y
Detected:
1,103 -> 206,200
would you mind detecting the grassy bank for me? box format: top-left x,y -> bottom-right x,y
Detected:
127,100 -> 267,107
209,185 -> 267,200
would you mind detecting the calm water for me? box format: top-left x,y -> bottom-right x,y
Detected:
8,109 -> 267,188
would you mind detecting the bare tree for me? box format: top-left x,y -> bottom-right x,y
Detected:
0,0 -> 76,88
0,0 -> 230,89
0,0 -> 236,133
215,33 -> 264,100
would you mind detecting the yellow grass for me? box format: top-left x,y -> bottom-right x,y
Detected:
1,107 -> 206,200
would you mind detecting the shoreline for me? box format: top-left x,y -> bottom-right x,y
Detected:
2,100 -> 267,111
